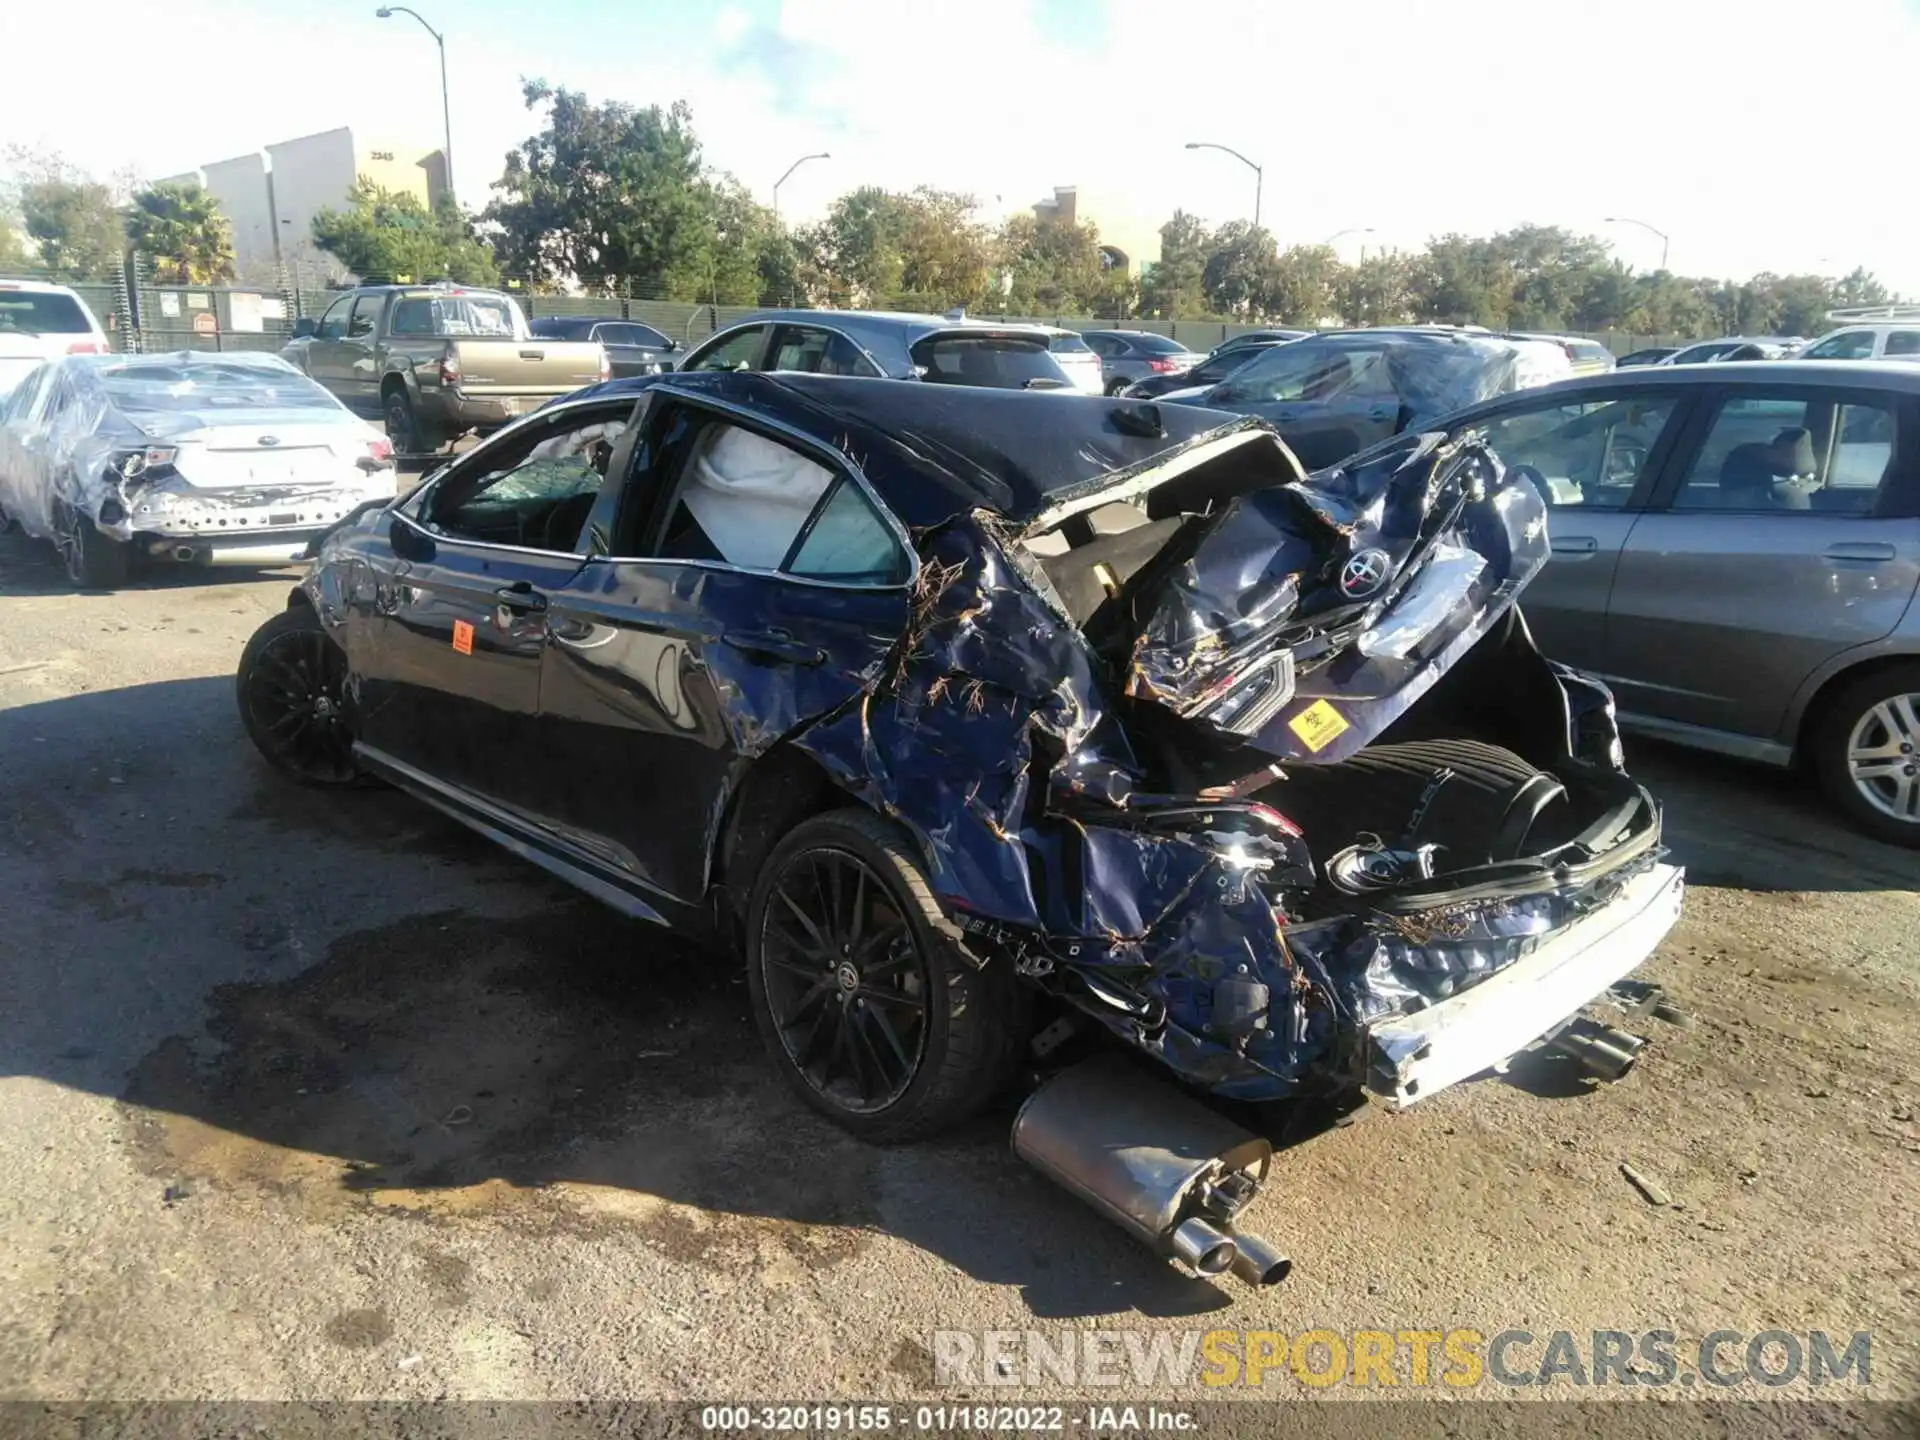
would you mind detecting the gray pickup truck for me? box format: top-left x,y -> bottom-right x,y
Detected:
281,284 -> 607,454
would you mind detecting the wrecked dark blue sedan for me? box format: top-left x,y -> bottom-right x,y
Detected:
236,372 -> 1682,1158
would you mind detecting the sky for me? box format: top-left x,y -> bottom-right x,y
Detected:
6,0 -> 1920,291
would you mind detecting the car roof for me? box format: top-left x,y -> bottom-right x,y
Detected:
0,277 -> 87,296
1451,359 -> 1920,414
576,370 -> 1254,528
705,310 -> 1055,378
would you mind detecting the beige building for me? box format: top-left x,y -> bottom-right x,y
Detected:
166,128 -> 446,286
1029,186 -> 1163,277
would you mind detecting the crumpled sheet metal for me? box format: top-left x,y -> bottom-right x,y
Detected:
1128,433 -> 1548,765
0,352 -> 383,545
786,440 -> 1597,1102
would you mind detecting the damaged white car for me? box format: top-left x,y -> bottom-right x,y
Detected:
0,351 -> 395,588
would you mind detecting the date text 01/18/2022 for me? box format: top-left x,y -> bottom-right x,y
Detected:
697,1405 -> 1198,1432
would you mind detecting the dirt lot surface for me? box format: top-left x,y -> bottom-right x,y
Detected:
2,525 -> 1917,1422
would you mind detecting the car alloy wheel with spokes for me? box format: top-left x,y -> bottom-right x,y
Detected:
759,847 -> 929,1114
1814,663 -> 1920,847
235,608 -> 362,787
1845,691 -> 1920,825
744,809 -> 1023,1142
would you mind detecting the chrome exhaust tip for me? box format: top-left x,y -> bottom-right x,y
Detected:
1169,1218 -> 1237,1277
1012,1055 -> 1289,1287
1548,1017 -> 1646,1081
1226,1229 -> 1292,1287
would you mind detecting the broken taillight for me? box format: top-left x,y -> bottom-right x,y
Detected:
598,347 -> 611,382
366,437 -> 394,465
438,349 -> 460,386
1148,358 -> 1180,372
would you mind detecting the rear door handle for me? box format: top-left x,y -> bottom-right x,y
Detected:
493,581 -> 549,613
1551,536 -> 1600,557
1823,541 -> 1896,563
724,628 -> 825,666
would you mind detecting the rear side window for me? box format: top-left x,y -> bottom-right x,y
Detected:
1886,331 -> 1920,357
1126,333 -> 1190,355
1672,393 -> 1900,515
0,291 -> 93,335
787,478 -> 908,583
768,325 -> 879,377
687,326 -> 764,372
910,334 -> 1067,388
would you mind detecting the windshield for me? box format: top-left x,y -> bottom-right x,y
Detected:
387,293 -> 526,339
0,291 -> 93,336
91,358 -> 346,415
910,334 -> 1072,389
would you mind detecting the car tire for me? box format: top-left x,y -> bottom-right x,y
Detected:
53,499 -> 128,589
745,809 -> 1025,1143
1105,378 -> 1131,397
235,606 -> 367,788
383,388 -> 436,456
1811,663 -> 1920,847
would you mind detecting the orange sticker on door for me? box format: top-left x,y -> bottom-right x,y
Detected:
1287,698 -> 1350,753
451,619 -> 474,656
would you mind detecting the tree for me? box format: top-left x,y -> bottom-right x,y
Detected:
1832,267 -> 1890,310
311,179 -> 498,285
4,149 -> 123,279
1139,210 -> 1209,318
125,180 -> 235,284
998,212 -> 1106,314
0,215 -> 29,270
1335,251 -> 1416,327
1411,233 -> 1512,327
485,82 -> 711,295
1264,245 -> 1341,325
1200,221 -> 1277,316
895,189 -> 995,311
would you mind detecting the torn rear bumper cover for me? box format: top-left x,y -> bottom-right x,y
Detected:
1365,861 -> 1685,1105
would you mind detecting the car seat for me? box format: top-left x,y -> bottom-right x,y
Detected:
1718,427 -> 1816,509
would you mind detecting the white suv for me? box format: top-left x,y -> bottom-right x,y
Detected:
0,279 -> 110,396
1797,306 -> 1920,363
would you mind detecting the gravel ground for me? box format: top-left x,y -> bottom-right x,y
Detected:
1,525 -> 1916,1421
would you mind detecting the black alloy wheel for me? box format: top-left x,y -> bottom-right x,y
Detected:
760,846 -> 930,1113
235,608 -> 363,787
745,810 -> 1024,1142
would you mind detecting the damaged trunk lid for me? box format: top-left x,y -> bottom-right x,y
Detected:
1123,431 -> 1549,764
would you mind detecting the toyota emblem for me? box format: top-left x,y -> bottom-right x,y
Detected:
1339,548 -> 1391,599
256,435 -> 281,447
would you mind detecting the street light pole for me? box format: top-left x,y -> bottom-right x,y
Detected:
773,152 -> 830,220
1604,216 -> 1669,271
1184,141 -> 1262,230
376,6 -> 454,207
1322,226 -> 1375,248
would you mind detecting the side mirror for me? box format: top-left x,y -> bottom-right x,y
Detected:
666,339 -> 681,351
291,317 -> 319,339
388,515 -> 435,562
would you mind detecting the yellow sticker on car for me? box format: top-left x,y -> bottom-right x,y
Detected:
1287,699 -> 1350,752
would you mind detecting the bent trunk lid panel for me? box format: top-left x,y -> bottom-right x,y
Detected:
1127,434 -> 1550,763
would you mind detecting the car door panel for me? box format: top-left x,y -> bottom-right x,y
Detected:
355,529 -> 586,814
538,561 -> 906,901
1454,386 -> 1691,673
1602,387 -> 1920,740
1604,513 -> 1920,737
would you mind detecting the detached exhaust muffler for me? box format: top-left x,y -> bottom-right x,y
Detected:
1012,1055 -> 1291,1287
